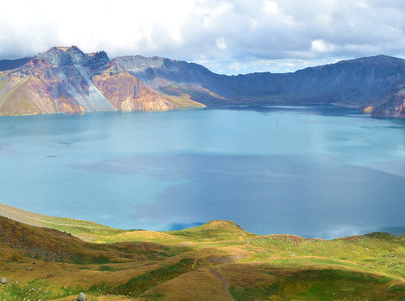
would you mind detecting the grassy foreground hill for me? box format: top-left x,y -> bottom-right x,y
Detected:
1,203 -> 405,300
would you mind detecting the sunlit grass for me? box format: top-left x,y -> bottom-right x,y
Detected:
1,203 -> 405,300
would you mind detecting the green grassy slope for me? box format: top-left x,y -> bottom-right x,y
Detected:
1,203 -> 405,301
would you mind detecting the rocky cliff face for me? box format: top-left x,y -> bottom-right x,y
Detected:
114,56 -> 229,106
37,46 -> 109,69
123,54 -> 405,117
0,58 -> 82,115
92,64 -> 203,111
0,46 -> 203,116
369,88 -> 405,117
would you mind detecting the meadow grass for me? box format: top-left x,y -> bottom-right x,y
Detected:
1,204 -> 405,300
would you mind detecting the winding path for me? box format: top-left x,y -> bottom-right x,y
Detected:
208,267 -> 236,301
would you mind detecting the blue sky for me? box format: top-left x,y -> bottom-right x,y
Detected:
1,0 -> 405,74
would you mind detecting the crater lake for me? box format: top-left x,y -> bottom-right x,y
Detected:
1,105 -> 405,239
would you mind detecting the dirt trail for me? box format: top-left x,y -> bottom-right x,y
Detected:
208,267 -> 236,301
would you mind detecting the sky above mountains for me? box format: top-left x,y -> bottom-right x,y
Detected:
1,0 -> 405,74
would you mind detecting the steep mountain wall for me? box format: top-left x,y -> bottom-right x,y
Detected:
0,46 -> 204,116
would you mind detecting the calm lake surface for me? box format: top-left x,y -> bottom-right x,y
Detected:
1,105 -> 405,239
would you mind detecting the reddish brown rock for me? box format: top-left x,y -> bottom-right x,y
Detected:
92,64 -> 203,112
370,89 -> 405,117
0,46 -> 203,116
0,58 -> 82,115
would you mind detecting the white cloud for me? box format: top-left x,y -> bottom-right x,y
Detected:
264,1 -> 280,14
356,1 -> 369,8
1,0 -> 405,74
216,38 -> 228,51
311,39 -> 335,53
228,62 -> 243,72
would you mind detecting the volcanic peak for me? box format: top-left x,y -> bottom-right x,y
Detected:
37,45 -> 109,69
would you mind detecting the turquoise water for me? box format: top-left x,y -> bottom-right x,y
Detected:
1,106 -> 405,238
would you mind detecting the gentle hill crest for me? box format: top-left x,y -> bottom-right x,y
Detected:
187,220 -> 245,231
0,203 -> 253,242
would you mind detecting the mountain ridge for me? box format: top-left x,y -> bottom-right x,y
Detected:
1,46 -> 405,116
121,53 -> 405,116
0,46 -> 204,115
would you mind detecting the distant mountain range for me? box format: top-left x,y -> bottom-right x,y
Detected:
1,46 -> 405,117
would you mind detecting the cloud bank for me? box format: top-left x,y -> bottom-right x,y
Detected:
1,0 -> 405,74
